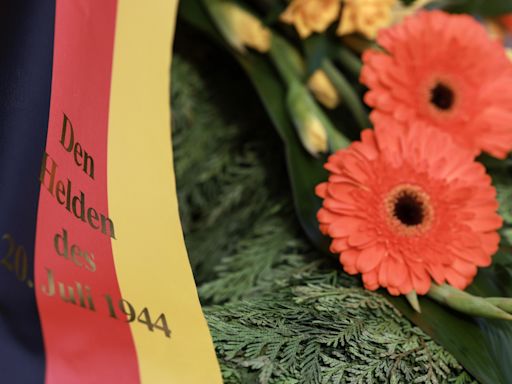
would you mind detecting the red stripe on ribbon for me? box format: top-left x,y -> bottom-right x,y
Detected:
34,1 -> 140,382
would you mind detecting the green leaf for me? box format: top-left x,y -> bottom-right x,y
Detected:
236,56 -> 331,250
303,34 -> 329,76
432,0 -> 512,16
388,247 -> 512,384
178,2 -> 512,383
179,0 -> 330,252
321,60 -> 370,130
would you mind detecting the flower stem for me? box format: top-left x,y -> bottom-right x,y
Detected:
287,80 -> 350,153
268,34 -> 304,87
485,297 -> 512,313
335,46 -> 363,78
427,284 -> 512,321
268,34 -> 350,152
321,60 -> 370,130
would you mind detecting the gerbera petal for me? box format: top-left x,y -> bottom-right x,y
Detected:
324,198 -> 356,213
317,208 -> 338,224
410,267 -> 431,295
362,270 -> 379,291
387,257 -> 407,288
340,250 -> 359,275
451,258 -> 477,279
449,242 -> 491,267
330,238 -> 350,253
445,268 -> 469,290
466,215 -> 503,232
356,243 -> 387,273
319,224 -> 329,235
315,182 -> 328,198
361,10 -> 512,158
327,184 -> 357,202
328,222 -> 352,238
348,231 -> 376,247
316,111 -> 501,297
398,273 -> 414,295
426,263 -> 445,285
378,261 -> 388,287
387,287 -> 401,296
479,232 -> 500,257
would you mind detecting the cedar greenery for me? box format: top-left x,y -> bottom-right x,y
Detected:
171,54 -> 477,383
479,156 -> 512,244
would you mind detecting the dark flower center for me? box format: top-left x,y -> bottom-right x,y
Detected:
393,192 -> 425,226
430,82 -> 455,111
385,185 -> 434,236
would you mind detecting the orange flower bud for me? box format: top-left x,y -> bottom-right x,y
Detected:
281,0 -> 341,39
307,69 -> 341,109
337,0 -> 396,40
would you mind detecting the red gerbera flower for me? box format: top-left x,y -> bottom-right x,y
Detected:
316,121 -> 502,295
361,10 -> 512,159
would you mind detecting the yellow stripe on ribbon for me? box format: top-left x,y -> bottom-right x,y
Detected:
107,0 -> 222,382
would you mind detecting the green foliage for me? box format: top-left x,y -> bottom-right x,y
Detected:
171,52 -> 474,383
494,169 -> 512,225
433,0 -> 512,17
179,3 -> 512,382
198,209 -> 316,303
172,54 -> 286,283
206,275 -> 474,384
488,163 -> 512,244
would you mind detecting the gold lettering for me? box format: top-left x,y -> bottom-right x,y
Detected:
39,153 -> 57,195
58,283 -> 76,305
70,245 -> 84,268
101,216 -> 116,239
87,207 -> 100,229
40,268 -> 55,297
